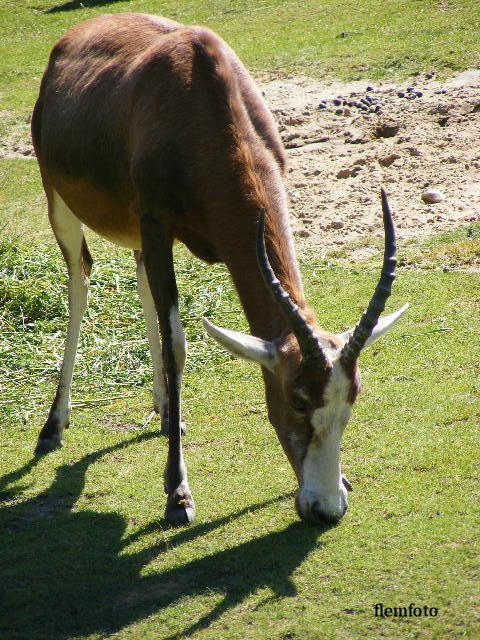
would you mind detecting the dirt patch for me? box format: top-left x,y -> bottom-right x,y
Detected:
3,70 -> 479,255
259,70 -> 480,255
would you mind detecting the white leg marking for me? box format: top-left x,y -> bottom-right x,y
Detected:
169,305 -> 187,374
135,252 -> 167,413
169,305 -> 187,420
47,191 -> 89,437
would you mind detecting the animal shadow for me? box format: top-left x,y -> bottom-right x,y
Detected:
0,432 -> 329,639
43,0 -> 130,14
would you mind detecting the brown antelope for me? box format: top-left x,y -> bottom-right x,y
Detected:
31,13 -> 408,526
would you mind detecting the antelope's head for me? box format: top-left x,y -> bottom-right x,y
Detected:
203,190 -> 408,525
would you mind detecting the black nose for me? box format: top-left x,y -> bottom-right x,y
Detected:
308,501 -> 347,525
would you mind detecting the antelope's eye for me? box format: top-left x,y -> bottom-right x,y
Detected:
291,393 -> 310,413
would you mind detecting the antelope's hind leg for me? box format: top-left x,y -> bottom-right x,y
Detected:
140,213 -> 194,526
134,250 -> 187,436
35,191 -> 91,455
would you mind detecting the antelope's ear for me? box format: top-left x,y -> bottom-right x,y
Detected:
339,304 -> 409,348
202,317 -> 279,372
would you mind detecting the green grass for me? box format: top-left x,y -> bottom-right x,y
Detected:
1,0 -> 480,127
0,155 -> 479,639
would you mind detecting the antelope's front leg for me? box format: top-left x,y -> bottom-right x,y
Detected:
134,250 -> 187,436
140,212 -> 195,526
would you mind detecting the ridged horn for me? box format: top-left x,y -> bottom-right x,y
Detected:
256,210 -> 330,369
340,188 -> 397,368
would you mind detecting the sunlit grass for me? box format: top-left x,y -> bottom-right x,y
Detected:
1,0 -> 480,123
1,223 -> 478,638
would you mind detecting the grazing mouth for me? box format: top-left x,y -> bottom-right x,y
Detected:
294,492 -> 348,525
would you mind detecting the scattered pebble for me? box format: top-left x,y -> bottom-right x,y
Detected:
378,153 -> 401,167
421,190 -> 444,204
407,147 -> 421,157
336,166 -> 362,179
375,120 -> 400,138
329,220 -> 344,229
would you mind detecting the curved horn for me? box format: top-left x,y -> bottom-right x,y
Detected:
340,188 -> 397,368
256,210 -> 330,369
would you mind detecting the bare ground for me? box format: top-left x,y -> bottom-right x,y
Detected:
3,70 -> 480,257
260,70 -> 480,257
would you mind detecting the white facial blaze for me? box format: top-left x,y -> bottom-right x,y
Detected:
299,363 -> 352,520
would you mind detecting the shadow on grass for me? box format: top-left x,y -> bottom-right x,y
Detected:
43,0 -> 130,14
0,432 -> 329,639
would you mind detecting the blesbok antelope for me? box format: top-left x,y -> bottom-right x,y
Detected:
31,13 -> 408,526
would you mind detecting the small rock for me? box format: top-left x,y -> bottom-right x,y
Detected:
375,120 -> 400,138
430,104 -> 451,115
329,220 -> 344,229
284,116 -> 305,126
366,85 -> 374,92
407,147 -> 421,157
397,91 -> 405,98
378,153 -> 401,167
336,166 -> 362,179
421,190 -> 444,204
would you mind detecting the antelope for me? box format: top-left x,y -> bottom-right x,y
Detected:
31,13 -> 408,526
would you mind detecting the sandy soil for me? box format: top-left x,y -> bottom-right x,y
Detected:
3,70 -> 479,256
260,69 -> 480,256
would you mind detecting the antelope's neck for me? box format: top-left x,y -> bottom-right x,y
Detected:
225,201 -> 305,342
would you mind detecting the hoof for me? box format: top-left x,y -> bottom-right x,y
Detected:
34,437 -> 63,456
165,503 -> 196,526
165,489 -> 195,526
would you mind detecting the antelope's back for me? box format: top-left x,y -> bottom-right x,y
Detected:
31,13 -> 286,252
32,14 -> 188,192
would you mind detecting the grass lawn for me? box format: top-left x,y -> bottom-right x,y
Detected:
1,159 -> 479,639
1,1 -> 479,638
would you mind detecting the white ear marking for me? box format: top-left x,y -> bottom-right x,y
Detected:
339,303 -> 409,347
202,317 -> 279,372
